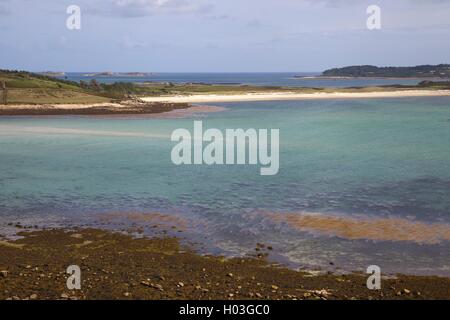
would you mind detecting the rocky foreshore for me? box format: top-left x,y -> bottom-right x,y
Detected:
1,228 -> 449,300
0,100 -> 191,116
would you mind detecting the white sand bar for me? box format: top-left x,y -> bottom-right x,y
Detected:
141,90 -> 450,103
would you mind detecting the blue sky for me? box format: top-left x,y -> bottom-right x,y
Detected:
1,0 -> 450,72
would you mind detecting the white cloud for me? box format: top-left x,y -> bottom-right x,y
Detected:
119,36 -> 148,48
409,0 -> 450,4
300,0 -> 450,7
89,0 -> 213,17
299,0 -> 366,7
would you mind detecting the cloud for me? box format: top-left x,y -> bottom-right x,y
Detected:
300,0 -> 450,7
409,0 -> 450,4
207,13 -> 232,21
246,19 -> 263,28
88,0 -> 213,18
119,36 -> 148,48
299,0 -> 364,7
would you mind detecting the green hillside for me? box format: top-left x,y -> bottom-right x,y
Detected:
0,70 -> 112,104
322,64 -> 450,78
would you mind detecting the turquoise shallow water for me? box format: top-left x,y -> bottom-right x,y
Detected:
1,97 -> 449,275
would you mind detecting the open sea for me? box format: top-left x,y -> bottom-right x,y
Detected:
62,72 -> 425,88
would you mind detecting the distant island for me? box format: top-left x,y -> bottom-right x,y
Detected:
82,72 -> 153,77
319,64 -> 450,78
38,71 -> 155,78
39,71 -> 66,77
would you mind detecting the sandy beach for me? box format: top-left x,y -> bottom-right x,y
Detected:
3,90 -> 450,116
141,90 -> 450,103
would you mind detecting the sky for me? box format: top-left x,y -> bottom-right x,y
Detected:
0,0 -> 450,72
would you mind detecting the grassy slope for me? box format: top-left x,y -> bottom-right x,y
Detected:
0,71 -> 111,104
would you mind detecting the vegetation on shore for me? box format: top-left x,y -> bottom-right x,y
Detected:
322,64 -> 450,78
0,70 -> 192,114
0,70 -> 152,104
2,69 -> 450,106
0,70 -> 111,104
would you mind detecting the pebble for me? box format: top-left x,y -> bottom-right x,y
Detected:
60,293 -> 69,299
0,270 -> 8,277
226,273 -> 233,278
271,285 -> 279,290
313,289 -> 331,297
123,292 -> 131,297
29,294 -> 38,300
177,282 -> 185,288
151,283 -> 164,291
403,289 -> 411,294
141,281 -> 164,291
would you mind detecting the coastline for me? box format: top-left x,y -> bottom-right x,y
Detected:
0,102 -> 228,117
141,89 -> 450,103
1,227 -> 449,300
2,90 -> 450,116
0,101 -> 191,116
295,76 -> 449,80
